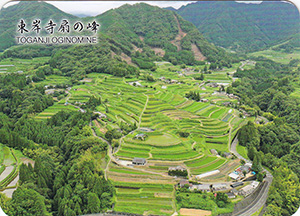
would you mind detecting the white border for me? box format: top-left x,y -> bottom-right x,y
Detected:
0,0 -> 299,216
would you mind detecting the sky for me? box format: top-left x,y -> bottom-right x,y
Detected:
3,0 -> 299,17
49,1 -> 197,16
2,1 -> 270,17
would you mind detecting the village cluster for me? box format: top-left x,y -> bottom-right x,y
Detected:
124,154 -> 260,200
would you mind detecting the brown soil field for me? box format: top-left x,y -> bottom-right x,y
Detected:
180,208 -> 211,216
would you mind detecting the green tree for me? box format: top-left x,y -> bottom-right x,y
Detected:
87,192 -> 101,213
252,154 -> 262,173
8,184 -> 50,216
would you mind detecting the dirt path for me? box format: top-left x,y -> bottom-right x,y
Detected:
90,122 -> 111,180
191,142 -> 196,150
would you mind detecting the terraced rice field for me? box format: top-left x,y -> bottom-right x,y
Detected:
185,156 -> 227,175
113,181 -> 174,215
35,103 -> 79,119
27,62 -> 250,215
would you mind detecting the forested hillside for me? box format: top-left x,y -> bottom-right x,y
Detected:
171,1 -> 300,52
231,59 -> 300,215
0,2 -> 238,68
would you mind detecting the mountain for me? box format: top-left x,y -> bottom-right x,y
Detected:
171,1 -> 300,52
0,1 -> 77,51
95,3 -> 237,65
1,2 -> 238,68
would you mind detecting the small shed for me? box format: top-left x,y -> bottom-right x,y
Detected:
193,184 -> 211,192
226,192 -> 236,199
168,166 -> 186,172
229,172 -> 240,180
239,184 -> 256,197
231,182 -> 244,188
132,158 -> 146,166
223,102 -> 231,106
210,149 -> 218,155
133,134 -> 147,141
222,152 -> 232,158
240,165 -> 251,174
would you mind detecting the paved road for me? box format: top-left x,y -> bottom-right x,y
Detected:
230,136 -> 273,216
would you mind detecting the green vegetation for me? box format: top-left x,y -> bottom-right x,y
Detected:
176,189 -> 234,215
233,58 -> 300,215
113,182 -> 174,215
173,1 -> 299,52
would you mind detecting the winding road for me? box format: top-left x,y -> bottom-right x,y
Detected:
230,136 -> 273,216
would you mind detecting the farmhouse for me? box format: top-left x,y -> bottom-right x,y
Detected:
229,172 -> 240,181
239,181 -> 259,197
200,98 -> 209,103
132,158 -> 146,166
94,111 -> 107,119
229,163 -> 252,180
168,166 -> 187,177
206,82 -> 219,88
168,166 -> 186,172
133,133 -> 147,141
237,164 -> 251,174
212,183 -> 229,191
191,184 -> 211,192
222,102 -> 231,106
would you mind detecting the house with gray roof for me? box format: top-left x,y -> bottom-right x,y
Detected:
132,158 -> 146,165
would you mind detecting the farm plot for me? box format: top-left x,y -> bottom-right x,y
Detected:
182,102 -> 210,113
188,158 -> 227,175
210,107 -> 230,119
35,75 -> 70,86
35,103 -> 79,119
0,57 -> 50,74
197,106 -> 220,117
68,89 -> 92,103
113,181 -> 174,216
0,145 -> 26,191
